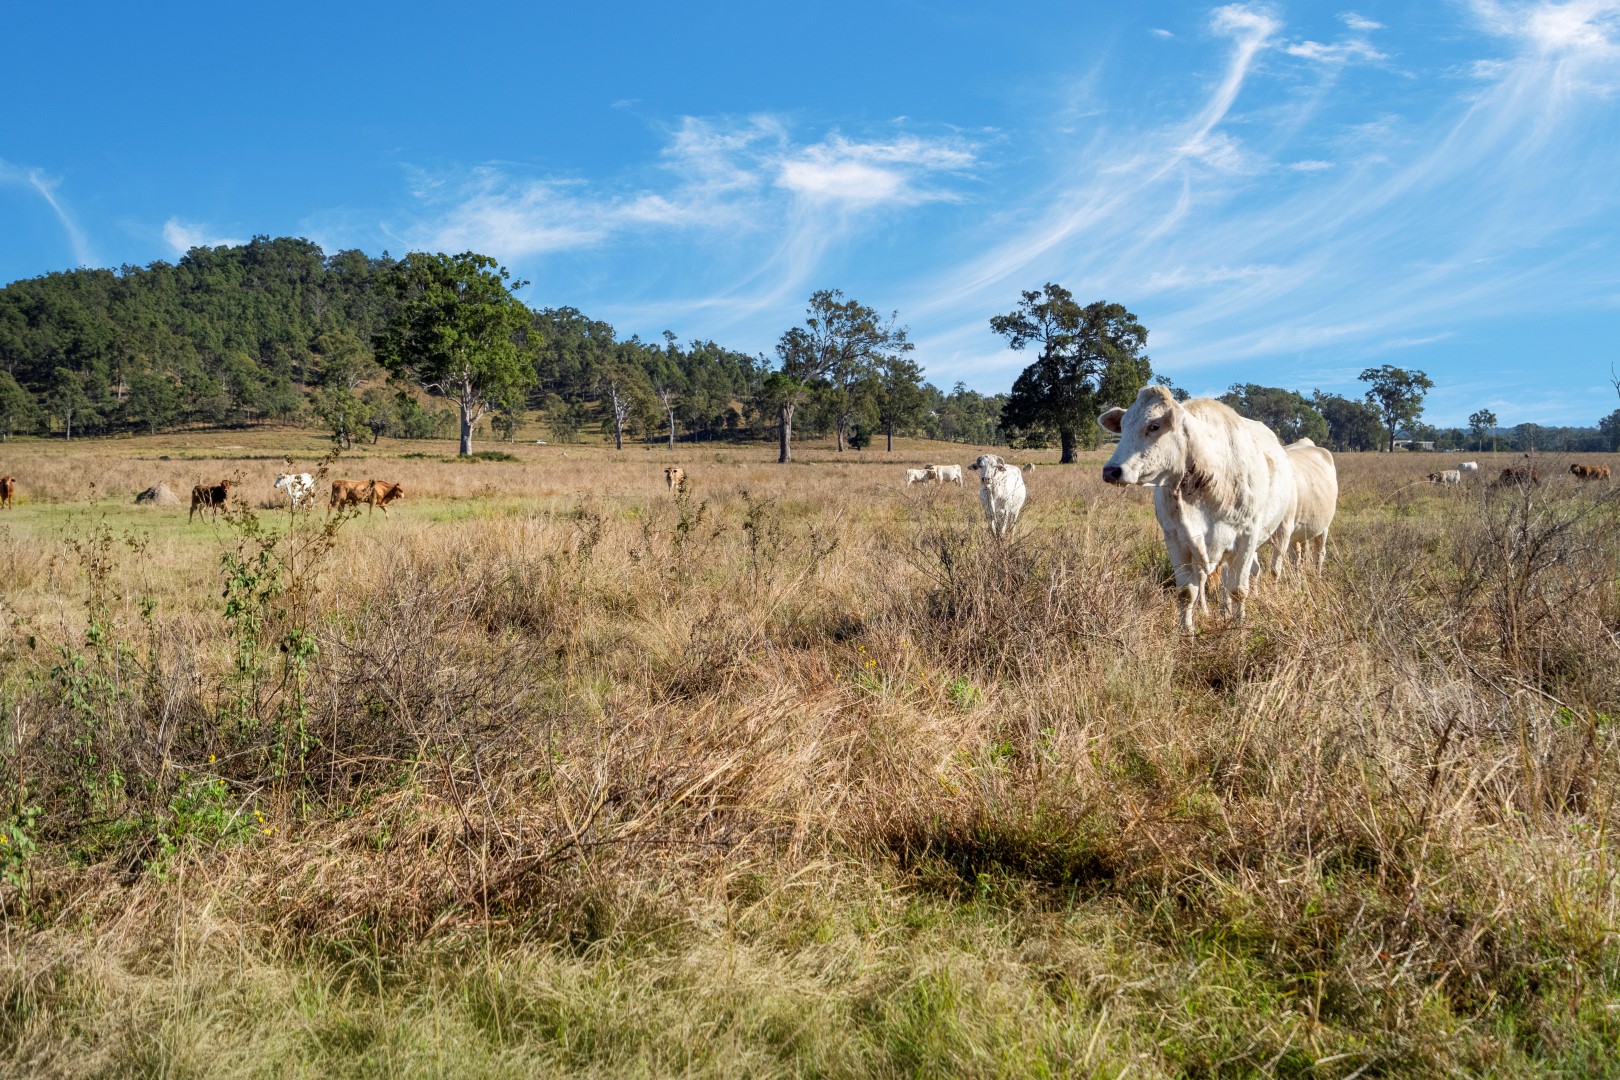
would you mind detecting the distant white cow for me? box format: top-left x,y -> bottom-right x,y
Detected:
274,472 -> 316,509
904,468 -> 933,486
932,464 -> 964,485
968,454 -> 1030,537
1100,387 -> 1295,634
1458,461 -> 1479,474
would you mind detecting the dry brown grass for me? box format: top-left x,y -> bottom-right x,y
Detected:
1,432 -> 1618,1077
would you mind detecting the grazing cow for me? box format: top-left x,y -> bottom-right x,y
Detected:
188,480 -> 234,522
932,464 -> 965,486
1458,461 -> 1480,474
904,467 -> 933,486
274,472 -> 315,508
665,466 -> 687,495
1571,463 -> 1611,480
1497,465 -> 1541,486
1428,470 -> 1462,484
968,454 -> 1030,537
1100,386 -> 1296,634
365,480 -> 404,515
1276,439 -> 1338,573
0,475 -> 13,510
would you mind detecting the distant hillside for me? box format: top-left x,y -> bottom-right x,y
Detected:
0,237 -> 399,436
0,238 -> 1008,447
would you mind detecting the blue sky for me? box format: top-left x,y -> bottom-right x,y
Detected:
3,1 -> 1618,426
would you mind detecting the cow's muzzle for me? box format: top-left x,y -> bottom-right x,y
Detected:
1102,464 -> 1126,485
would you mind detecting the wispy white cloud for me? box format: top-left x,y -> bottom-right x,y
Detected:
393,119 -> 977,328
0,159 -> 95,267
1340,12 -> 1385,31
1151,27 -> 1175,39
162,217 -> 244,256
1285,37 -> 1387,63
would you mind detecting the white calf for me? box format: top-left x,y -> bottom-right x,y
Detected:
904,468 -> 933,486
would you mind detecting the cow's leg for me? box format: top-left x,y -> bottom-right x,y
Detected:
1312,533 -> 1328,573
1225,537 -> 1264,623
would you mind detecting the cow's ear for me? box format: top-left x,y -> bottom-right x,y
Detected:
1098,407 -> 1126,434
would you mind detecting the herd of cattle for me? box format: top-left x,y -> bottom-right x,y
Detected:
183,474 -> 406,521
1427,461 -> 1611,485
0,409 -> 1612,635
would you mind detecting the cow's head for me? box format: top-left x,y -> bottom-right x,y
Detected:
1098,386 -> 1183,487
968,454 -> 1005,482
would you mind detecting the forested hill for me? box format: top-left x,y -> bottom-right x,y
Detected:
0,237 -> 398,436
0,236 -> 1009,445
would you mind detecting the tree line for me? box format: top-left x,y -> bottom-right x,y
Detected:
0,238 -> 1008,452
2,238 -> 1609,456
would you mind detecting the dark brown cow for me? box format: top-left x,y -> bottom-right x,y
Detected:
1496,465 -> 1541,486
0,475 -> 13,510
188,479 -> 233,522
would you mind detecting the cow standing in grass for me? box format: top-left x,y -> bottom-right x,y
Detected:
968,454 -> 1030,537
189,480 -> 233,522
1100,386 -> 1295,634
1277,439 -> 1338,573
274,472 -> 315,508
0,476 -> 13,510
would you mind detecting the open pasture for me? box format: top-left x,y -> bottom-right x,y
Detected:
2,432 -> 1619,1077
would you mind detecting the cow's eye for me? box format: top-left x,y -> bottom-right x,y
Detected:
1146,421 -> 1161,433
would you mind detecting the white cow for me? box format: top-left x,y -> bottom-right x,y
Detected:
1275,439 -> 1338,573
904,468 -> 933,486
932,464 -> 964,485
1428,469 -> 1461,485
274,472 -> 316,509
1458,461 -> 1479,474
1100,386 -> 1296,634
968,454 -> 1030,537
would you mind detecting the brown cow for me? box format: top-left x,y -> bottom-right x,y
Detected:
188,480 -> 233,522
0,476 -> 13,510
329,478 -> 371,512
1570,463 -> 1611,480
365,481 -> 404,515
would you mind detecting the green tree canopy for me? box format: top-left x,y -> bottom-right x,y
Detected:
1218,384 -> 1329,445
373,252 -> 536,457
1311,392 -> 1385,452
993,285 -> 1152,463
1468,408 -> 1498,452
773,290 -> 910,463
1359,365 -> 1435,453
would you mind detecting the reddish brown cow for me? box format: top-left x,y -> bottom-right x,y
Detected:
365,481 -> 404,515
329,479 -> 404,515
0,476 -> 13,510
1571,463 -> 1611,480
189,480 -> 234,522
329,478 -> 371,511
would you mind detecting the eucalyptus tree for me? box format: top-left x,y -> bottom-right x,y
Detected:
774,290 -> 911,462
373,252 -> 535,457
1359,365 -> 1434,453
